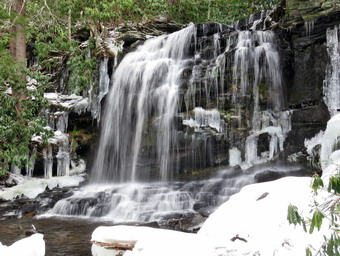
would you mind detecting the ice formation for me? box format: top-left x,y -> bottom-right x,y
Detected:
229,147 -> 242,167
183,107 -> 221,132
323,25 -> 340,116
320,113 -> 340,170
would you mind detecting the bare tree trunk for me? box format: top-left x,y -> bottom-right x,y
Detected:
10,0 -> 26,65
207,0 -> 211,20
10,0 -> 27,116
68,8 -> 72,42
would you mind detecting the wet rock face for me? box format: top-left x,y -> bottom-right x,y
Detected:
282,9 -> 340,156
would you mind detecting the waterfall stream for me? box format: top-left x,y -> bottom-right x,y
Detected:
48,21 -> 296,223
92,24 -> 195,183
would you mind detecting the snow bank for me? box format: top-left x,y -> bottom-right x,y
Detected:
199,177 -> 330,256
0,234 -> 45,256
0,174 -> 85,200
91,226 -> 215,256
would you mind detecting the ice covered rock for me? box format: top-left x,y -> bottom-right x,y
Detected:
44,93 -> 88,113
0,174 -> 85,200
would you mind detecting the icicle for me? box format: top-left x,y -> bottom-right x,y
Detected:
89,57 -> 111,122
323,26 -> 340,116
43,145 -> 53,179
56,133 -> 70,177
25,146 -> 37,177
229,147 -> 242,166
11,164 -> 20,175
305,19 -> 315,36
55,111 -> 69,133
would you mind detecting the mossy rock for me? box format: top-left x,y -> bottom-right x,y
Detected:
286,0 -> 340,23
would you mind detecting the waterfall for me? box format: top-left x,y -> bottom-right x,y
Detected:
323,25 -> 340,116
233,30 -> 283,110
49,22 -> 295,222
92,24 -> 195,183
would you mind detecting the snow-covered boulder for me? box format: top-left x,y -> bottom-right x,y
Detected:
0,174 -> 86,200
0,234 -> 45,256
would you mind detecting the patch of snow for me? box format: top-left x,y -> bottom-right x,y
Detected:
44,93 -> 88,113
0,233 -> 45,256
0,174 -> 85,200
5,87 -> 12,95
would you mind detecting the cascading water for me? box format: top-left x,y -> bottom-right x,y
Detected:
232,30 -> 291,168
92,24 -> 195,183
49,20 -> 296,223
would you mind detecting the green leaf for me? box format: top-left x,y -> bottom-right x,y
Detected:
305,247 -> 312,256
309,209 -> 324,234
287,204 -> 304,227
311,174 -> 324,194
328,175 -> 340,194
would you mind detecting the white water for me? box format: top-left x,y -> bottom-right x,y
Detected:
92,24 -> 195,183
323,25 -> 340,116
233,30 -> 283,110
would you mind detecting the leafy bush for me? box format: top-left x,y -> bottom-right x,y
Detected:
287,174 -> 340,256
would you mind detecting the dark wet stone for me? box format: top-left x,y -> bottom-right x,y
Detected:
254,170 -> 286,183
